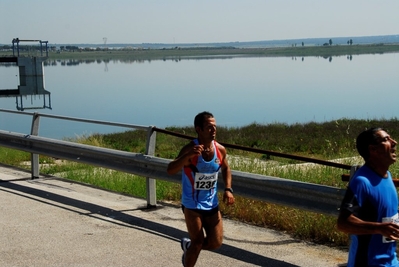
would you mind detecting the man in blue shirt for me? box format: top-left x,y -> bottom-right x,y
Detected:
167,111 -> 234,267
338,127 -> 399,266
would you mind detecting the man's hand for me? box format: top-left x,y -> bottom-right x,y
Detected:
223,191 -> 235,205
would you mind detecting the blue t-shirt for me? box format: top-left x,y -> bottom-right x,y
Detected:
341,165 -> 399,267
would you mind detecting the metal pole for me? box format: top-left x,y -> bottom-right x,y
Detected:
30,113 -> 40,179
145,126 -> 157,207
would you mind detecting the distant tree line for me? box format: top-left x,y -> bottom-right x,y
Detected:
0,44 -> 112,53
0,38 -> 359,53
292,38 -> 354,47
0,45 -> 57,51
59,45 -> 80,51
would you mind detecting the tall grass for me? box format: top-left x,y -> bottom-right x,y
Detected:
3,118 -> 399,248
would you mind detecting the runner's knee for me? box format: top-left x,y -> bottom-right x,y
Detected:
206,235 -> 223,250
207,241 -> 222,250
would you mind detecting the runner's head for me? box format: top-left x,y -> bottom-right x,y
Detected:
194,111 -> 214,131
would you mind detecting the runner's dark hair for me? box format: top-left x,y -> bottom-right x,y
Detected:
356,127 -> 385,160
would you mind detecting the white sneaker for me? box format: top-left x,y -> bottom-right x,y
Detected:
181,238 -> 191,266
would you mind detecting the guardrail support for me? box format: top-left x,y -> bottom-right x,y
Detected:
30,113 -> 40,179
145,126 -> 157,207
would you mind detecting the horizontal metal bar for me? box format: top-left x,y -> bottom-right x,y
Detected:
0,90 -> 19,96
13,39 -> 43,42
153,127 -> 352,170
233,170 -> 345,216
0,109 -> 351,171
0,130 -> 344,216
0,57 -> 18,63
0,109 -> 150,131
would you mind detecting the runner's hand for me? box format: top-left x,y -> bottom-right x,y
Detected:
223,191 -> 235,205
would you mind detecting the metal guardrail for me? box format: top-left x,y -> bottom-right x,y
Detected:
0,109 -> 158,206
0,109 -> 151,131
0,129 -> 165,178
0,130 -> 345,215
0,109 -> 346,215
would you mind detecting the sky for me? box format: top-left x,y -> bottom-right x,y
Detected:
1,0 -> 399,45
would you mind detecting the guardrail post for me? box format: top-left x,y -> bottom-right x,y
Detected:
30,112 -> 40,179
145,126 -> 157,207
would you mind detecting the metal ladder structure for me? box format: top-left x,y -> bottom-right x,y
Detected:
0,38 -> 51,111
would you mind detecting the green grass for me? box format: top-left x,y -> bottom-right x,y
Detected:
3,118 -> 399,248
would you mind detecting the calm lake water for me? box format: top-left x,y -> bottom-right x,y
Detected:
1,53 -> 398,139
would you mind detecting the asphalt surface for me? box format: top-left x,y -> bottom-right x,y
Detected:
0,164 -> 348,267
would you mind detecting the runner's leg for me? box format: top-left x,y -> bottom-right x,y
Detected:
183,208 -> 204,267
202,210 -> 223,250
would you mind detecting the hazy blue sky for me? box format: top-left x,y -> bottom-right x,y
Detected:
1,0 -> 398,45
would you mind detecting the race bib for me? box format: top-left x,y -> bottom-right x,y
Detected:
382,213 -> 399,243
194,172 -> 218,190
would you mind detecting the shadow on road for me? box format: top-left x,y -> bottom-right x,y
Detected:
0,179 -> 300,267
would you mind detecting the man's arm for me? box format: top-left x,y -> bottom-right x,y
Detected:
337,212 -> 399,240
221,156 -> 232,189
218,144 -> 234,205
167,142 -> 200,175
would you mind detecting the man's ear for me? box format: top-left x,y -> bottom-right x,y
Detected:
369,144 -> 378,154
195,126 -> 201,134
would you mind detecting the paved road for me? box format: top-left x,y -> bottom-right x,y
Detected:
0,164 -> 348,267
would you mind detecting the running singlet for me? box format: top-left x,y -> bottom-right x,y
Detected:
340,165 -> 399,267
181,139 -> 223,210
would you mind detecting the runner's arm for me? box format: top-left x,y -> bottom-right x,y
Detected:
167,143 -> 200,175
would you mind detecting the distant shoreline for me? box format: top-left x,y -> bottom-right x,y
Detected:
48,44 -> 399,60
2,43 -> 399,61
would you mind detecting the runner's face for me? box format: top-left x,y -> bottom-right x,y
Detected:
372,130 -> 397,165
200,118 -> 217,140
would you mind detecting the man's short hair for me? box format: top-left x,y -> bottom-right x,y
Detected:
356,127 -> 385,160
194,111 -> 214,130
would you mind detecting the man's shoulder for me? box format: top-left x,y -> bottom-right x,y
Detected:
350,169 -> 373,188
351,174 -> 370,185
214,141 -> 227,154
214,140 -> 225,149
